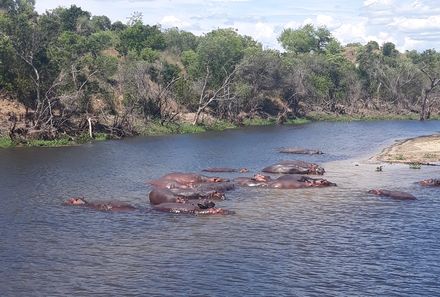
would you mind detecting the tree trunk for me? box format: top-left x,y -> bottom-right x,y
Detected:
193,108 -> 203,125
88,117 -> 93,138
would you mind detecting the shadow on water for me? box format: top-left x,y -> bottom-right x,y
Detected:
1,120 -> 440,296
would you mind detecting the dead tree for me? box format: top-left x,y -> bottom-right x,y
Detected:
193,67 -> 237,125
420,67 -> 440,121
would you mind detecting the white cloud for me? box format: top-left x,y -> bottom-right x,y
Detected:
255,22 -> 274,39
363,0 -> 394,6
399,36 -> 423,51
160,15 -> 191,28
390,15 -> 440,31
284,20 -> 302,29
333,20 -> 368,44
35,0 -> 440,52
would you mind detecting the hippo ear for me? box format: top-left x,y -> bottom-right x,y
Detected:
197,203 -> 207,209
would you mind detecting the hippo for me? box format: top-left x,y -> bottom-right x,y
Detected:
367,189 -> 416,200
149,189 -> 186,205
194,181 -> 236,192
234,174 -> 272,187
169,188 -> 225,200
160,172 -> 228,184
278,148 -> 323,155
202,167 -> 249,173
153,202 -> 235,215
262,160 -> 325,175
149,178 -> 190,189
64,197 -> 137,211
419,178 -> 440,187
283,175 -> 336,187
149,172 -> 229,190
267,175 -> 336,189
149,188 -> 224,205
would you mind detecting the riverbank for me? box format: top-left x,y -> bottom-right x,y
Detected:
374,134 -> 440,165
1,112 -> 439,148
0,118 -> 311,148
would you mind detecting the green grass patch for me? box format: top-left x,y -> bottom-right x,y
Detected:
0,136 -> 13,148
74,133 -> 110,144
242,118 -> 277,126
307,112 -> 421,122
285,118 -> 310,125
423,153 -> 437,159
177,123 -> 206,134
0,133 -> 111,149
139,120 -> 238,136
409,162 -> 422,169
205,120 -> 236,131
395,154 -> 406,160
25,137 -> 72,147
93,133 -> 110,141
242,117 -> 309,126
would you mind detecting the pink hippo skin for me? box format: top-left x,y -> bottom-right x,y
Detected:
367,189 -> 416,200
64,197 -> 137,211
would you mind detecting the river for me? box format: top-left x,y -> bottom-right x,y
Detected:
1,120 -> 440,296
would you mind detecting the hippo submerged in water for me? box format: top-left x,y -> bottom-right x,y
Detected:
234,174 -> 272,187
278,148 -> 323,155
153,202 -> 235,215
268,175 -> 336,189
202,167 -> 249,173
234,174 -> 336,189
367,189 -> 416,200
419,178 -> 440,187
64,197 -> 137,211
148,172 -> 236,215
149,188 -> 224,205
149,172 -> 229,189
262,160 -> 325,175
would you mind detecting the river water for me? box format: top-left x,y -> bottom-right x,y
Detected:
1,120 -> 440,296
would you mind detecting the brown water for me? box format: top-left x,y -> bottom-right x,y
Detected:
1,121 -> 440,296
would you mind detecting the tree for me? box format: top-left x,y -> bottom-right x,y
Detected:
111,20 -> 126,32
192,66 -> 237,125
382,42 -> 398,57
196,28 -> 258,86
90,15 -> 111,32
410,49 -> 440,120
0,2 -> 45,107
52,5 -> 90,33
164,27 -> 198,54
117,21 -> 165,55
278,24 -> 333,54
235,49 -> 283,115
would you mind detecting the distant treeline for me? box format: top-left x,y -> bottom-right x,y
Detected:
0,0 -> 439,140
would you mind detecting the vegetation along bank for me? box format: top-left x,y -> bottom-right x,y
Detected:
1,0 -> 439,147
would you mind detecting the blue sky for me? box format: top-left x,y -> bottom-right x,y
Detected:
35,0 -> 440,51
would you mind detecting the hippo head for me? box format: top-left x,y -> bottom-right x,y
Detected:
175,196 -> 187,203
197,201 -> 216,209
207,177 -> 227,183
253,174 -> 271,182
239,168 -> 249,173
367,189 -> 382,195
314,167 -> 325,175
312,179 -> 337,187
210,191 -> 226,200
64,197 -> 87,205
419,179 -> 440,186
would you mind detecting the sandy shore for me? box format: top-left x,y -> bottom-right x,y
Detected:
374,134 -> 440,164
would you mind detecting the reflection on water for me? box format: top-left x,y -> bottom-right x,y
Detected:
1,121 -> 440,296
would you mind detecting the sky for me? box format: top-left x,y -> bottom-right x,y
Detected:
35,0 -> 440,52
